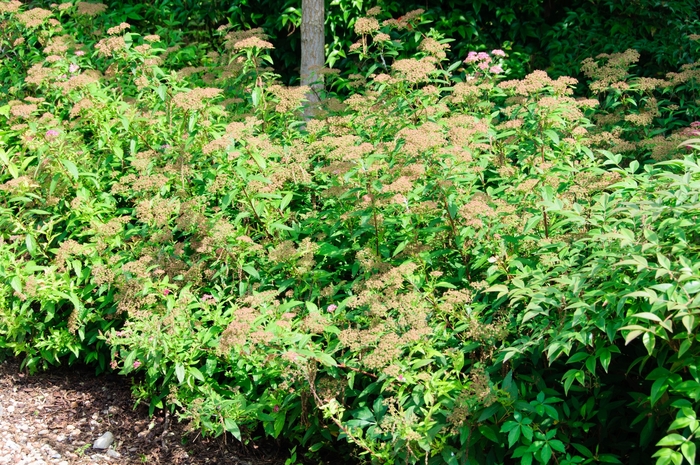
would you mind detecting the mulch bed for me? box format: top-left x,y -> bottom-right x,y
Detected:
0,357 -> 290,464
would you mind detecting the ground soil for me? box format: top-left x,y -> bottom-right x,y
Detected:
0,357 -> 290,464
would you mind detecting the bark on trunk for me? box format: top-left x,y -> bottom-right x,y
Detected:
300,0 -> 324,113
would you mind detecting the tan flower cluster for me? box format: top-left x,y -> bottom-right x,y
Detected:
581,49 -> 640,93
391,57 -> 436,84
95,36 -> 126,57
366,6 -> 381,16
267,84 -> 309,113
10,103 -> 38,118
135,196 -> 180,227
445,115 -> 489,148
623,97 -> 659,127
499,70 -> 577,96
450,81 -> 487,105
69,97 -> 93,118
354,16 -> 379,35
396,122 -> 446,156
0,176 -> 38,193
54,239 -> 85,272
75,2 -> 106,16
0,1 -> 22,13
202,136 -> 234,155
587,130 -> 638,153
55,72 -> 99,94
419,38 -> 450,60
459,193 -> 496,228
91,264 -> 115,286
107,22 -> 129,35
42,34 -> 72,55
223,28 -> 268,50
382,9 -> 424,30
218,307 -> 258,353
172,87 -> 222,112
231,36 -> 273,51
16,8 -> 52,28
665,62 -> 700,86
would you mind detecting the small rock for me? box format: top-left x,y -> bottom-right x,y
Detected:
66,425 -> 75,431
58,462 -> 68,465
38,429 -> 49,435
106,449 -> 121,458
6,406 -> 14,413
56,435 -> 66,442
70,401 -> 78,408
5,440 -> 20,450
92,431 -> 114,450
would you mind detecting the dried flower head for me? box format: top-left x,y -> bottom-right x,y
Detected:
419,38 -> 449,60
354,16 -> 380,35
232,36 -> 274,51
107,22 -> 130,35
0,1 -> 22,13
75,2 -> 106,16
391,57 -> 436,84
16,8 -> 52,28
172,87 -> 223,112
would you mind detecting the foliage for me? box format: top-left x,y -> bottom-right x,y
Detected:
1,2 -> 700,465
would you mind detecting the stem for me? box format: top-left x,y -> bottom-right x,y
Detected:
542,206 -> 550,239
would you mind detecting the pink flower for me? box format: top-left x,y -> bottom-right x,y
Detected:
75,51 -> 85,56
163,289 -> 172,296
476,52 -> 491,61
397,375 -> 405,382
69,63 -> 79,73
464,51 -> 479,63
273,405 -> 280,413
491,49 -> 506,57
110,360 -> 118,370
478,61 -> 490,70
327,304 -> 337,313
45,130 -> 59,139
489,65 -> 503,74
133,361 -> 141,369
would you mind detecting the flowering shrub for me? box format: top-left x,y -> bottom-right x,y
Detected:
1,2 -> 700,465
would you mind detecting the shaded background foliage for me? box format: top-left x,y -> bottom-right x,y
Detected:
103,0 -> 700,83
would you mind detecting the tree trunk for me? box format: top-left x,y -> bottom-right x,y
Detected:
300,0 -> 324,113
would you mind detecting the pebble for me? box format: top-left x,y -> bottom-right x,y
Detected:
92,431 -> 114,449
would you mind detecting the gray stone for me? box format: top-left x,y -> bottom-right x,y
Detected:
106,449 -> 121,458
92,431 -> 114,450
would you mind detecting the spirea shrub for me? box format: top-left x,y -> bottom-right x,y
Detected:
1,2 -> 700,465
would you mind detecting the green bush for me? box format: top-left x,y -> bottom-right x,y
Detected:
1,2 -> 700,464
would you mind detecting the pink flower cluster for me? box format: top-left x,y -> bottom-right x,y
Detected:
464,49 -> 506,74
45,129 -> 59,140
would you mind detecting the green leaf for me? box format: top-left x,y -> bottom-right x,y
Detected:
224,418 -> 242,441
61,159 -> 79,180
681,441 -> 696,465
544,130 -> 560,145
242,265 -> 259,279
251,86 -> 262,107
25,234 -> 37,255
600,349 -> 612,373
175,363 -> 185,384
189,367 -> 205,382
650,377 -> 669,407
656,434 -> 686,446
507,426 -> 520,447
478,424 -> 499,443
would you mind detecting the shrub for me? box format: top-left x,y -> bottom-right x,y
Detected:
1,2 -> 700,465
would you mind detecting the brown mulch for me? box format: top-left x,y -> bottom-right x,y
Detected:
0,357 -> 291,464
